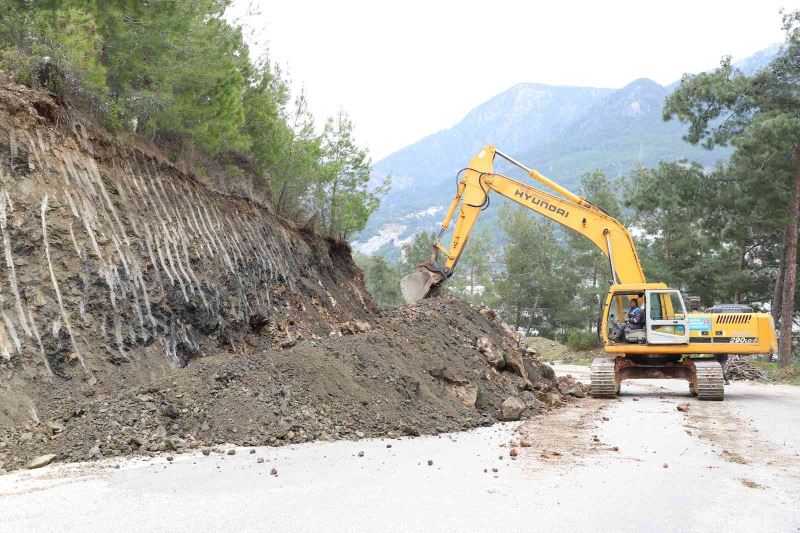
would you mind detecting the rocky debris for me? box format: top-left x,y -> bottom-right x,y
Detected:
357,451 -> 365,457
270,467 -> 278,476
447,383 -> 479,408
478,308 -> 496,321
676,403 -> 690,412
257,457 -> 264,464
535,391 -> 565,408
503,351 -> 532,388
26,454 -> 57,469
500,397 -> 526,421
280,338 -> 297,349
740,479 -> 764,489
0,296 -> 569,471
509,447 -> 518,457
556,375 -> 589,398
427,459 -> 433,466
339,320 -> 372,335
476,337 -> 505,369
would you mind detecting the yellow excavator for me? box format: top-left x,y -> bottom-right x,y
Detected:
401,145 -> 777,400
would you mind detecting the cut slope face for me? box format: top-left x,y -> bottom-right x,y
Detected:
0,83 -> 373,425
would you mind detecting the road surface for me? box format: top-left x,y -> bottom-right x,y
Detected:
1,367 -> 799,532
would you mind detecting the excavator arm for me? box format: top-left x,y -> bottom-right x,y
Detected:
401,145 -> 645,304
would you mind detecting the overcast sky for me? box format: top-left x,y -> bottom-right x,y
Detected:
228,0 -> 790,160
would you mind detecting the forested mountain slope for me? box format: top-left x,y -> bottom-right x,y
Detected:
355,45 -> 780,257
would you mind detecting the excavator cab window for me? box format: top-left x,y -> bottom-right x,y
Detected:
605,292 -> 640,342
645,290 -> 689,345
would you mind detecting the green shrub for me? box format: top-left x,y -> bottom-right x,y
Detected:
565,329 -> 599,351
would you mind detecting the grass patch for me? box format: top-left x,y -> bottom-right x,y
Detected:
749,361 -> 800,384
773,364 -> 800,385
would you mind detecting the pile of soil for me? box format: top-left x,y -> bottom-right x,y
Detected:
0,296 -> 567,470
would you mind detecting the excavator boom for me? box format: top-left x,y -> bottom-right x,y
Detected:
401,145 -> 644,303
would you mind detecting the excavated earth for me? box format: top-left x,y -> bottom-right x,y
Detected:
0,83 -> 574,472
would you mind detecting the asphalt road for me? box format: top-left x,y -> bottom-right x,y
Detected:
1,367 -> 799,532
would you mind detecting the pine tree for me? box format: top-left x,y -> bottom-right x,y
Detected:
664,10 -> 800,366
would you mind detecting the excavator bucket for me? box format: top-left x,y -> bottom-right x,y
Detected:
400,270 -> 438,305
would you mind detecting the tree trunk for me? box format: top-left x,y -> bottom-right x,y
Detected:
768,243 -> 785,363
734,245 -> 746,304
469,264 -> 475,296
276,183 -> 288,215
772,230 -> 787,325
525,288 -> 541,337
329,178 -> 338,235
778,145 -> 800,368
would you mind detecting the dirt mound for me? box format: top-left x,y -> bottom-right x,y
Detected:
0,83 -> 570,472
0,297 -> 565,470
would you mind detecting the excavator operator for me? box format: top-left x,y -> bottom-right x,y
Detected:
626,298 -> 644,330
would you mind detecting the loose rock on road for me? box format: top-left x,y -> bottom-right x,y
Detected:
1,366 -> 799,532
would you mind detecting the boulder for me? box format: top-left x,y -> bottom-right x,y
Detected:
280,337 -> 296,349
500,322 -> 521,344
447,383 -> 479,407
503,350 -> 531,386
478,308 -> 496,321
499,396 -> 526,421
524,357 -> 556,382
556,375 -> 588,398
27,454 -> 57,469
476,337 -> 504,369
45,421 -> 65,434
536,391 -> 565,408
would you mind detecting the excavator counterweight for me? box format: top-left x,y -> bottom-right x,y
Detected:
401,145 -> 778,400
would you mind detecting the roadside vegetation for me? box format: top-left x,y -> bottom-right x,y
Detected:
753,362 -> 800,384
0,0 -> 386,240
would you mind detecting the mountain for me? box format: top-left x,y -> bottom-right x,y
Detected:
354,44 -> 782,258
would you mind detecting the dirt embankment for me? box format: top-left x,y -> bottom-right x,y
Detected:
1,297 -> 575,469
0,83 -> 570,472
0,82 -> 376,427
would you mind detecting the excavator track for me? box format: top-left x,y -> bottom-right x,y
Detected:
590,357 -> 617,398
691,359 -> 724,401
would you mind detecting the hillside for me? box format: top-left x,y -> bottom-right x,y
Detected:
355,45 -> 781,258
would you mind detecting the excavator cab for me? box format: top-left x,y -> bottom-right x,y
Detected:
604,286 -> 690,346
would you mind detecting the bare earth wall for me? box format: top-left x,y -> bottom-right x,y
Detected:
0,83 -> 374,426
